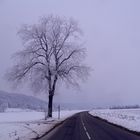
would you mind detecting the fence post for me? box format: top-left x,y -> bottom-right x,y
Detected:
58,105 -> 60,119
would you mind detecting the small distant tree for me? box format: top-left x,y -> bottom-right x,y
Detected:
6,15 -> 90,117
0,102 -> 8,112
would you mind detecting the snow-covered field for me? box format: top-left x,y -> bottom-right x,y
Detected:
90,109 -> 140,132
0,108 -> 83,140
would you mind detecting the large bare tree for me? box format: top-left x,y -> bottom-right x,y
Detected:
6,15 -> 90,117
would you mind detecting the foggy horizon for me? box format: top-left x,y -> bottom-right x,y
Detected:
1,0 -> 140,107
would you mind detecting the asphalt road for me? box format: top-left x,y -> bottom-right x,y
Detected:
40,112 -> 140,140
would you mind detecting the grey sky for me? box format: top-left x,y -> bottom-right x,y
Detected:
0,0 -> 140,107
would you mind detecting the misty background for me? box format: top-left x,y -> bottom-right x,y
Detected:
0,0 -> 140,107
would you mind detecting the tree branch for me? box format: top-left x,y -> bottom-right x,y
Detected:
58,49 -> 79,68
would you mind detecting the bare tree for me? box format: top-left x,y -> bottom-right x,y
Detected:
6,15 -> 90,117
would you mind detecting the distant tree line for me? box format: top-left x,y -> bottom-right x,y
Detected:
110,105 -> 140,109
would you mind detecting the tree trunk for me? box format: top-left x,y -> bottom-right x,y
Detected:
47,94 -> 53,118
47,75 -> 57,118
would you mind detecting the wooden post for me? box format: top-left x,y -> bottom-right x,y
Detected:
58,105 -> 60,119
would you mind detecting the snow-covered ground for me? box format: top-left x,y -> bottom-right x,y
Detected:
90,109 -> 140,132
0,108 -> 83,140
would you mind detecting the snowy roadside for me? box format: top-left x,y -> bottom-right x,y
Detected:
89,109 -> 140,132
0,109 -> 83,140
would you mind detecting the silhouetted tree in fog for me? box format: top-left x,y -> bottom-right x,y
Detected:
6,15 -> 90,117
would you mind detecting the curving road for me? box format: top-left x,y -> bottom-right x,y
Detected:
40,112 -> 140,140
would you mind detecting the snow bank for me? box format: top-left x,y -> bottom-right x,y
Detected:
89,109 -> 140,132
0,111 -> 44,123
0,109 -> 83,140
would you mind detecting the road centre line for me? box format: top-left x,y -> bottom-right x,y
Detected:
86,131 -> 91,140
81,117 -> 92,140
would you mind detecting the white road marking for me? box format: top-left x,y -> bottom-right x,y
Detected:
81,117 -> 92,140
86,131 -> 91,140
83,125 -> 87,131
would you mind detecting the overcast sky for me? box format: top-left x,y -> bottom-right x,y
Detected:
0,0 -> 140,107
